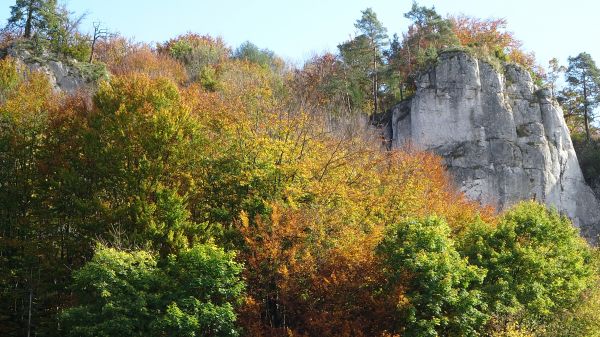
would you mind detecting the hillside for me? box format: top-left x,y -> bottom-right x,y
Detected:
2,1 -> 600,337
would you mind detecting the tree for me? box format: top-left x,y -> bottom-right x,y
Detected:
546,57 -> 565,98
377,216 -> 487,337
233,41 -> 283,72
338,35 -> 373,113
458,202 -> 593,328
290,53 -> 351,115
60,244 -> 245,337
46,3 -> 90,61
160,33 -> 230,85
564,52 -> 600,141
6,1 -> 92,62
6,0 -> 59,38
89,22 -> 111,63
449,15 -> 538,73
354,7 -> 388,114
337,8 -> 389,115
403,2 -> 457,55
57,74 -> 212,254
0,58 -> 57,336
387,2 -> 458,96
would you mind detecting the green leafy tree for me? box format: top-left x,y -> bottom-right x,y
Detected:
377,216 -> 487,337
543,271 -> 600,337
46,3 -> 90,61
29,73 -> 221,280
233,41 -> 282,71
458,202 -> 593,328
564,52 -> 600,141
60,244 -> 245,337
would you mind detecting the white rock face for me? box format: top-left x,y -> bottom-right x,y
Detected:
6,45 -> 90,93
387,51 -> 600,241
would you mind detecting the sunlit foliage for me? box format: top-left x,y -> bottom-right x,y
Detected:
1,2 -> 598,336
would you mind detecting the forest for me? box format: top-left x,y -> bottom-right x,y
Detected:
1,1 -> 600,336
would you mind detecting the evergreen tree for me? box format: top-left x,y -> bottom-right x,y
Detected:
337,8 -> 388,115
354,8 -> 388,114
338,35 -> 373,113
564,52 -> 600,141
6,0 -> 59,38
387,2 -> 458,97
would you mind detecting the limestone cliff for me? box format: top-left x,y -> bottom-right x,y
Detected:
383,51 -> 600,241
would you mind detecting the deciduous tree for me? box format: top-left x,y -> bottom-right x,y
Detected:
546,57 -> 565,98
377,216 -> 487,337
60,244 -> 244,337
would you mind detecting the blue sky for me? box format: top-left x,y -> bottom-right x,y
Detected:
1,0 -> 599,71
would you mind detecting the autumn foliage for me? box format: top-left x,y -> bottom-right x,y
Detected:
0,3 -> 597,337
450,15 -> 538,72
95,36 -> 188,83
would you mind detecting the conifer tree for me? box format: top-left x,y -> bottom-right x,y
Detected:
354,8 -> 388,114
337,8 -> 388,115
564,52 -> 600,141
7,0 -> 59,38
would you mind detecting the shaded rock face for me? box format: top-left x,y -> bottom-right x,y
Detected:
386,51 -> 600,241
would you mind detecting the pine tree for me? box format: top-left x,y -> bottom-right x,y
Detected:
354,8 -> 388,114
7,0 -> 59,38
564,52 -> 600,141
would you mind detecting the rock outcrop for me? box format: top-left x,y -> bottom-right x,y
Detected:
1,42 -> 105,93
382,51 -> 600,241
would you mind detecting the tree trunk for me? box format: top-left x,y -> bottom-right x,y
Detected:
373,45 -> 378,115
400,84 -> 404,101
24,1 -> 34,38
27,288 -> 32,337
341,66 -> 352,115
89,38 -> 96,63
584,75 -> 591,142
